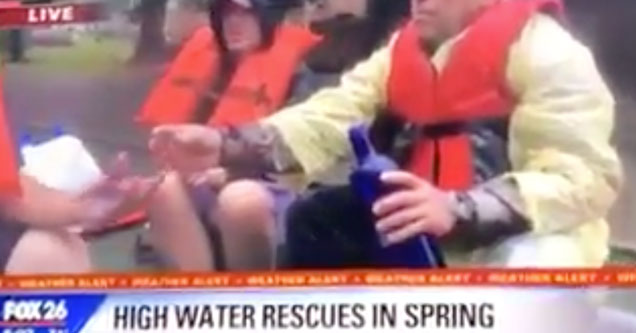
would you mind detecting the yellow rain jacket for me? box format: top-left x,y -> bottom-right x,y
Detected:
263,14 -> 621,267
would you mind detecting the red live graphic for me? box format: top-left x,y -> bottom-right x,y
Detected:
0,2 -> 106,28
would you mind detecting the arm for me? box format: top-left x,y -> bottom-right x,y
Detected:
0,155 -> 163,230
453,14 -> 621,243
0,174 -> 83,228
220,40 -> 394,182
506,14 -> 621,233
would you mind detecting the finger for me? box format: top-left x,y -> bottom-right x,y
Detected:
380,171 -> 428,189
385,219 -> 428,246
148,135 -> 170,169
187,173 -> 207,187
114,175 -> 163,213
105,152 -> 131,179
376,204 -> 429,234
148,135 -> 160,153
115,177 -> 136,194
173,153 -> 218,176
135,175 -> 164,200
79,176 -> 111,199
152,152 -> 172,172
205,168 -> 228,188
148,137 -> 164,160
142,173 -> 165,192
186,173 -> 199,185
151,125 -> 178,142
149,126 -> 180,156
153,125 -> 202,148
163,144 -> 191,173
124,184 -> 161,215
373,190 -> 428,217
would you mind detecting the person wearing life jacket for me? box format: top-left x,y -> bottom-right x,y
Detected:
149,0 -> 621,268
0,66 -> 162,274
139,0 -> 328,271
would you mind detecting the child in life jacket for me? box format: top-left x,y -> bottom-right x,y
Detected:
138,0 -> 328,271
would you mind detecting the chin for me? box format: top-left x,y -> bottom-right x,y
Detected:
227,43 -> 248,52
415,28 -> 439,44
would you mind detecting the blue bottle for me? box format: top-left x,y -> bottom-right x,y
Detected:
349,125 -> 445,268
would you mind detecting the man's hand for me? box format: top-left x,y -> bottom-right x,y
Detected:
186,167 -> 228,190
149,124 -> 222,176
79,153 -> 164,230
373,171 -> 456,246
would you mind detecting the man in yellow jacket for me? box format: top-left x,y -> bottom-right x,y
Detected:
149,0 -> 621,268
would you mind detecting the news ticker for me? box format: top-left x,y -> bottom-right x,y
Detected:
0,2 -> 106,28
0,269 -> 633,332
1,268 -> 636,290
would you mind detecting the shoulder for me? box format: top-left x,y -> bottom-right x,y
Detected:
507,13 -> 603,95
517,14 -> 589,60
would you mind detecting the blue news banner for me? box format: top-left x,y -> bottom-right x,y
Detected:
0,294 -> 103,333
0,286 -> 611,333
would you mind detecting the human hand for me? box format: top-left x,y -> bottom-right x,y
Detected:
372,171 -> 456,246
78,152 -> 164,230
185,167 -> 228,190
149,124 -> 222,176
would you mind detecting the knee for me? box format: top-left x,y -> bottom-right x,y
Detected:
217,180 -> 273,225
5,229 -> 92,274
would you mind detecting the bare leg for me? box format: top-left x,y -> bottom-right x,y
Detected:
214,180 -> 276,271
148,172 -> 214,271
5,229 -> 91,274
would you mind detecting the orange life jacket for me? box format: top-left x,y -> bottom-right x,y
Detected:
0,68 -> 22,196
387,0 -> 563,190
137,23 -> 322,127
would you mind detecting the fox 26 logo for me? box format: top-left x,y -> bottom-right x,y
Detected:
1,299 -> 68,324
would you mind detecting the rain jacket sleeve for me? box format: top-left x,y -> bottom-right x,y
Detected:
262,40 -> 394,181
503,14 -> 622,235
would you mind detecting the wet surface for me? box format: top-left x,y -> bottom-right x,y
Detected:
3,65 -> 157,173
